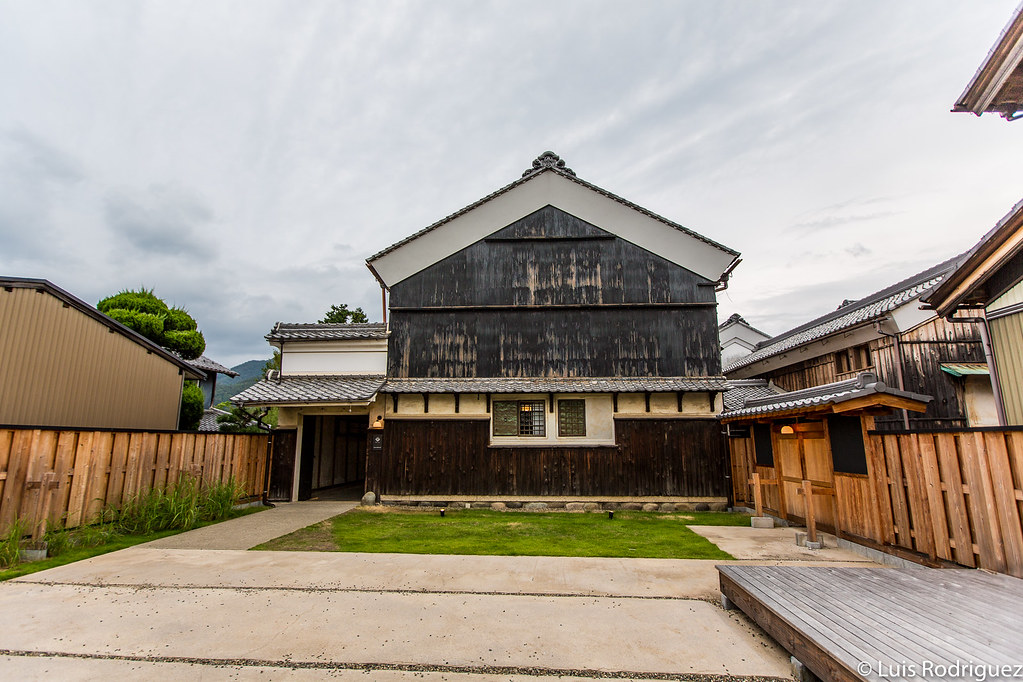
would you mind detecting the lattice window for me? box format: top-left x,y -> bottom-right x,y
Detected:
558,400 -> 586,437
517,400 -> 545,436
493,400 -> 546,437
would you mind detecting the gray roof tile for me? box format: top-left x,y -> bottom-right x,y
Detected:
721,372 -> 932,419
185,354 -> 239,377
379,376 -> 729,394
722,379 -> 784,412
724,257 -> 960,373
232,375 -> 386,404
266,322 -> 388,342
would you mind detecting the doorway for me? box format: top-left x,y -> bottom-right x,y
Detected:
298,415 -> 368,501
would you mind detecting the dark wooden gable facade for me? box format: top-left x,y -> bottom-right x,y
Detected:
388,205 -> 721,378
364,152 -> 739,501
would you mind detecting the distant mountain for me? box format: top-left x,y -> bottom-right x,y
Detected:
214,359 -> 269,406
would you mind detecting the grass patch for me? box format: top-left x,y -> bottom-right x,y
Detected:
0,506 -> 266,582
255,508 -> 748,559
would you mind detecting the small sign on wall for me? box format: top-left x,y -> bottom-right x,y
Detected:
369,431 -> 384,451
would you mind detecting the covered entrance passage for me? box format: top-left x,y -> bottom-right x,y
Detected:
299,415 -> 368,501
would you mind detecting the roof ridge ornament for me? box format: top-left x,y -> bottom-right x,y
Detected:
523,151 -> 576,177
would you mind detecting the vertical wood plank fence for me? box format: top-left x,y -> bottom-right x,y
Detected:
0,427 -> 269,537
867,429 -> 1023,577
730,427 -> 1023,578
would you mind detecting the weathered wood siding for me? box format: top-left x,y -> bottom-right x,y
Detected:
367,418 -> 728,497
762,316 -> 984,431
387,206 -> 721,378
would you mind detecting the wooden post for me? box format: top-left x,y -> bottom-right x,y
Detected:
753,472 -> 764,517
803,479 -> 817,543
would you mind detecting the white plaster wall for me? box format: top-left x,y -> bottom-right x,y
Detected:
281,339 -> 387,376
615,392 -> 718,415
965,376 -> 999,427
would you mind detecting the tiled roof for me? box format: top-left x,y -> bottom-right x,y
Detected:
185,355 -> 239,377
718,313 -> 769,337
721,372 -> 932,420
367,152 -> 739,263
723,257 -> 960,373
266,322 -> 388,342
198,407 -> 231,432
231,375 -> 386,405
723,379 -> 784,412
379,376 -> 730,394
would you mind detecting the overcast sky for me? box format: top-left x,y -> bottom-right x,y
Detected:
2,1 -> 1022,367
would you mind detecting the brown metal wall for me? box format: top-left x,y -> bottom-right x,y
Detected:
0,287 -> 184,429
990,310 -> 1023,425
366,417 -> 728,497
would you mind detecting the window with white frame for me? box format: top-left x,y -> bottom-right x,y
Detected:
493,400 -> 546,437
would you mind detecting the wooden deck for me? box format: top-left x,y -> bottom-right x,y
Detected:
718,565 -> 1023,682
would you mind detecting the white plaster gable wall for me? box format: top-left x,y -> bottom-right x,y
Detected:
280,339 -> 387,376
369,171 -> 736,287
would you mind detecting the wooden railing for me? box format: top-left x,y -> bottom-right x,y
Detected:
0,427 -> 269,537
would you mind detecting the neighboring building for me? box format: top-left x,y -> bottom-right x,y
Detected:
198,406 -> 233,432
719,313 -> 771,366
185,355 -> 239,409
238,152 -> 741,502
724,258 -> 994,430
922,198 -> 1023,425
953,4 -> 1023,120
0,277 -> 204,430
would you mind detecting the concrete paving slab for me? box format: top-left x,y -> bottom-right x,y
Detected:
141,501 -> 355,550
0,582 -> 790,679
0,655 -> 785,681
18,547 -> 875,601
689,525 -> 875,563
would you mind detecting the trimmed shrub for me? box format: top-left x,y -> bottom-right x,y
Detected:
97,289 -> 166,317
165,306 -> 197,332
106,308 -> 165,339
164,329 -> 205,360
179,382 -> 204,430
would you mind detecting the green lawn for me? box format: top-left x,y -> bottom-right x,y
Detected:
255,508 -> 749,559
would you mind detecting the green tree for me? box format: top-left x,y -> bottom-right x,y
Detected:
97,288 -> 206,360
263,350 -> 281,375
179,382 -> 204,430
215,402 -> 276,433
318,303 -> 368,324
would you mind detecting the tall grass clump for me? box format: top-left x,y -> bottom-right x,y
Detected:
114,475 -> 245,535
0,518 -> 28,568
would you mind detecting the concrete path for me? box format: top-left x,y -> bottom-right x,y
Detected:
0,509 -> 884,680
1,547 -> 798,680
142,501 -> 356,550
689,525 -> 873,563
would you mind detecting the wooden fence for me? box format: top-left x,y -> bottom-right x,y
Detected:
730,426 -> 1023,578
867,429 -> 1023,577
0,427 -> 269,537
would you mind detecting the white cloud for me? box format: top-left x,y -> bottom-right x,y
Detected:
0,0 -> 1021,364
